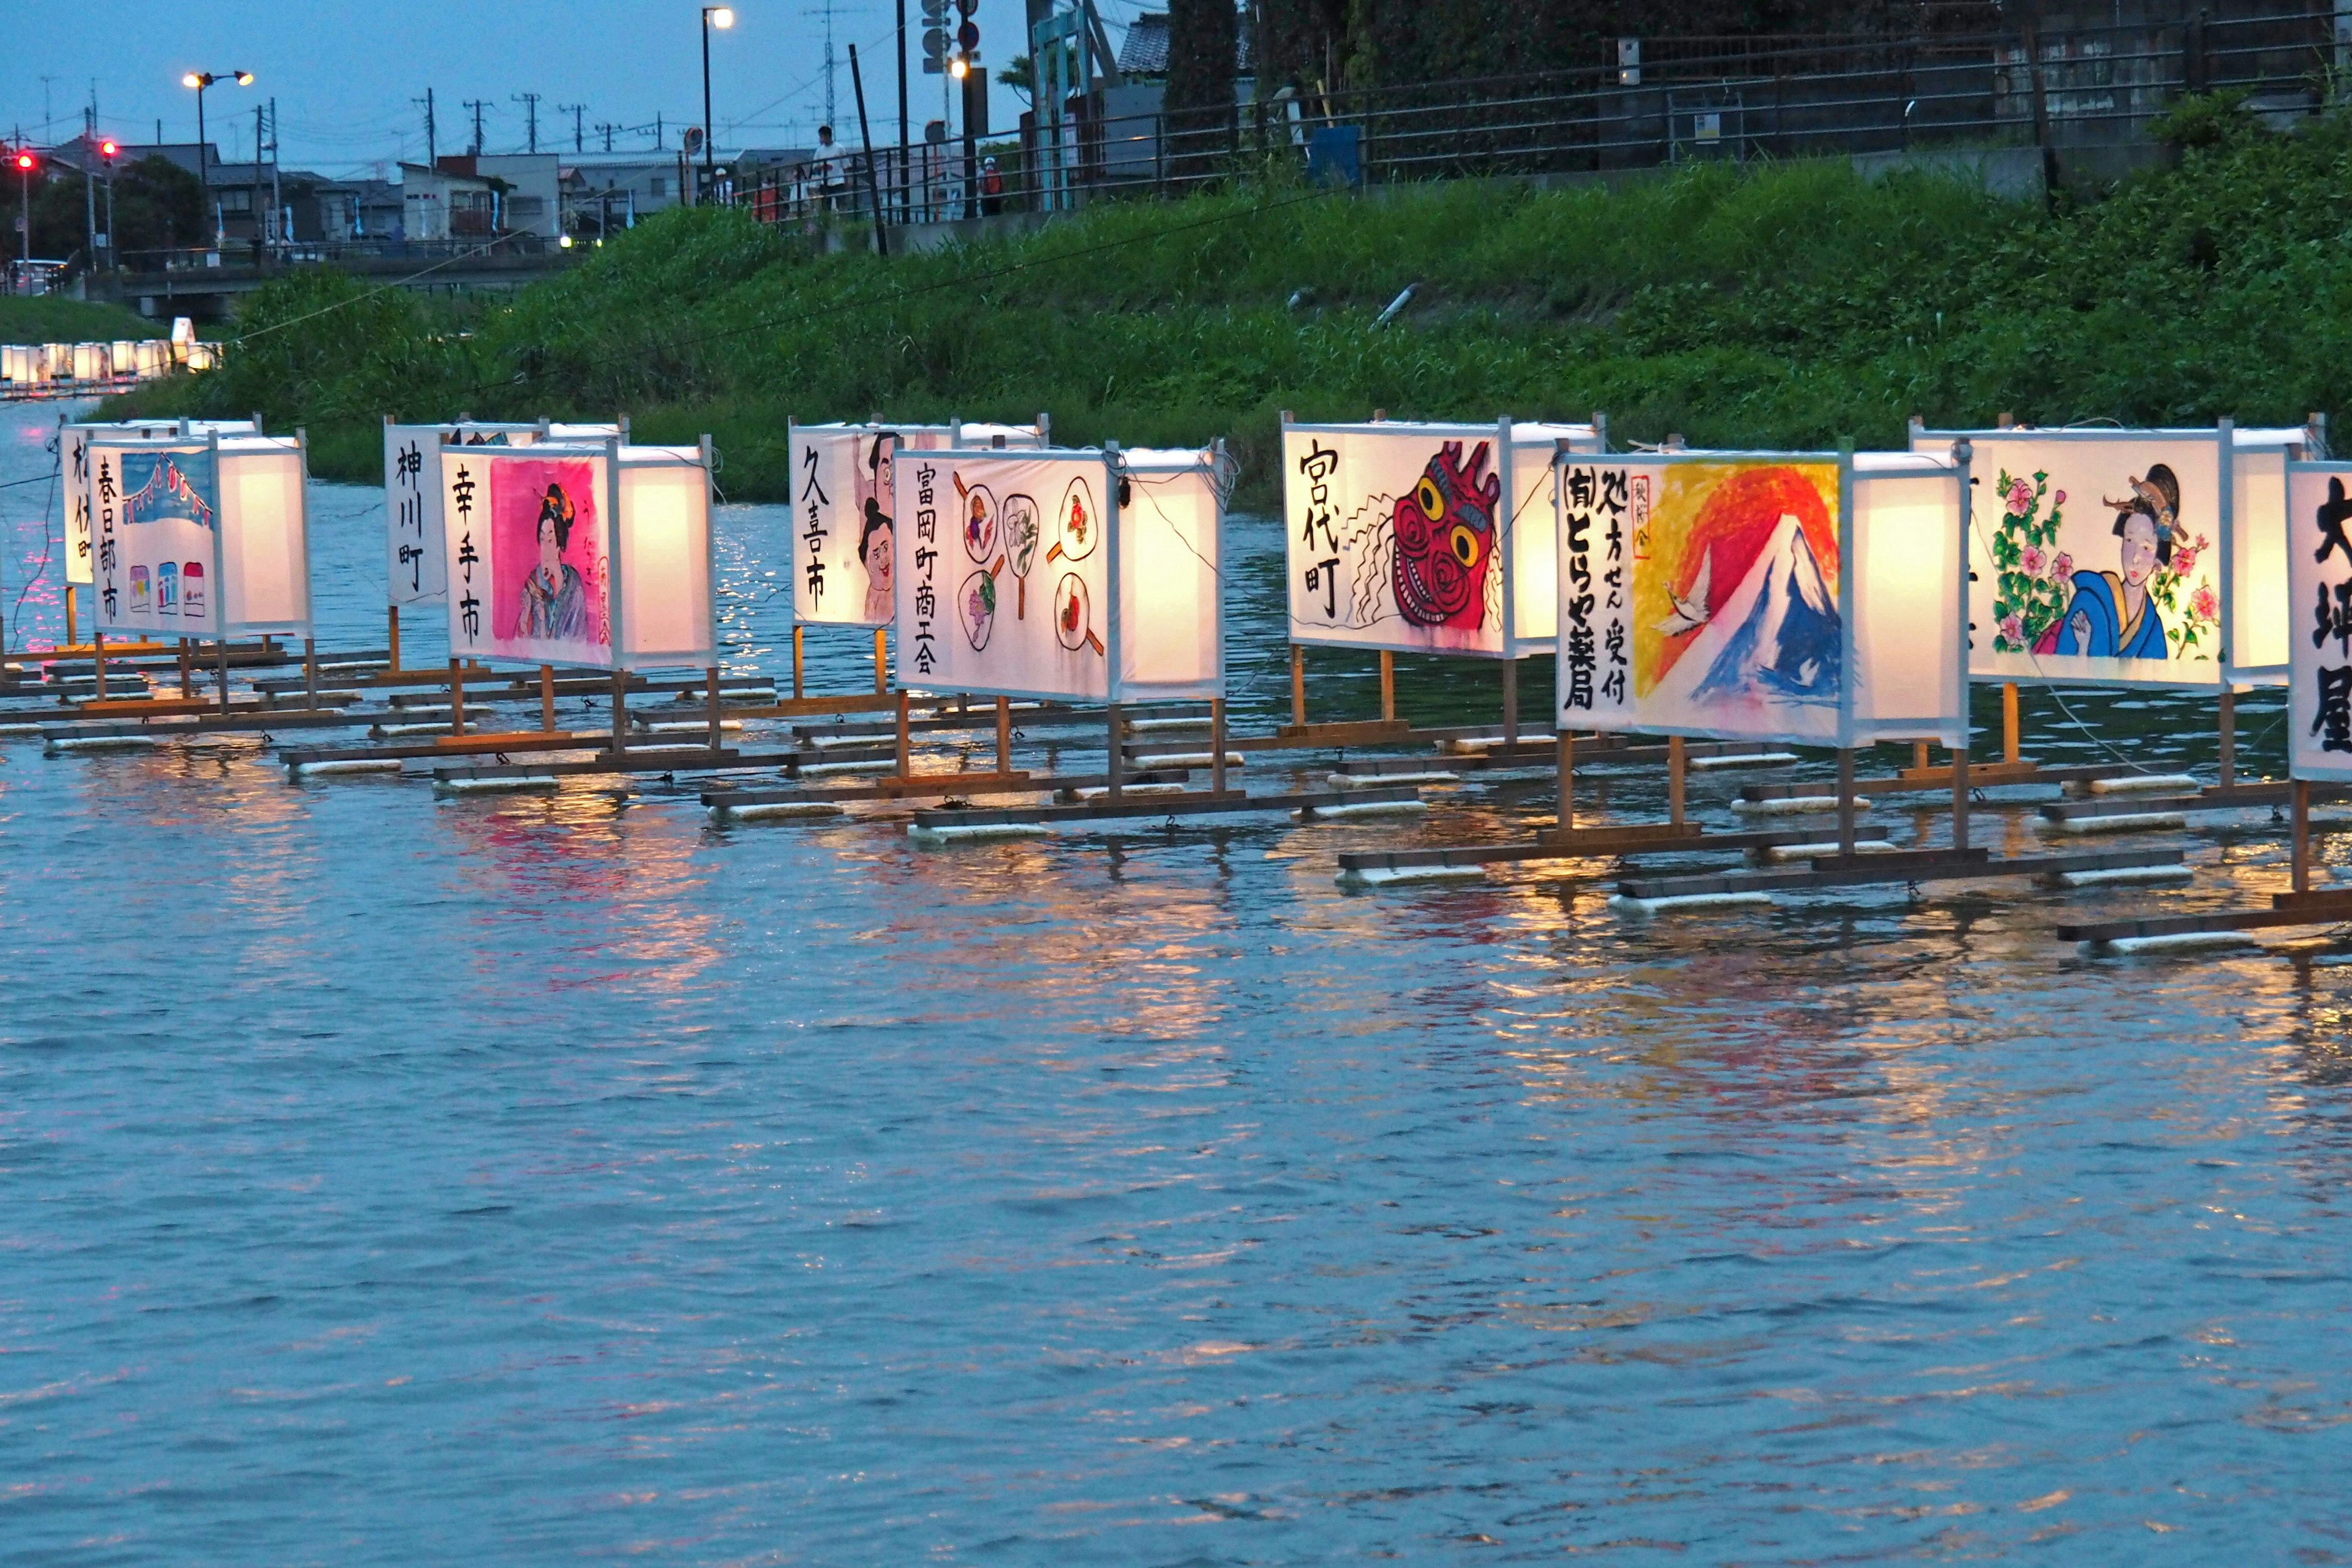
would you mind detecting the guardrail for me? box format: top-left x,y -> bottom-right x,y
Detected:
729,7 -> 2339,227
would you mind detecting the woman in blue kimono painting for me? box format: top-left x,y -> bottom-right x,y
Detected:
518,481 -> 591,641
2038,464 -> 2177,658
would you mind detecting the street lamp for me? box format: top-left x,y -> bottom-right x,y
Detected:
99,140 -> 118,271
181,69 -> 254,246
701,6 -> 734,205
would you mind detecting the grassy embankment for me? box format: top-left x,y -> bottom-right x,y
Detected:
0,296 -> 158,344
106,95 -> 2352,508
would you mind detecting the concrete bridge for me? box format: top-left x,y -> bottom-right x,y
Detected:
102,249 -> 582,323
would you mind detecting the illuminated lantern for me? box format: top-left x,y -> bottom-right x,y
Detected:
892,442 -> 1223,704
84,429 -> 312,641
788,418 -> 1047,628
62,417 -> 258,589
1556,448 -> 1970,748
436,437 -> 716,673
1908,421 -> 2310,690
1281,415 -> 1605,661
380,418 -> 615,611
2287,456 -> 2352,782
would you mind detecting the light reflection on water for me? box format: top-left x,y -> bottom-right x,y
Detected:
4,402 -> 2352,1562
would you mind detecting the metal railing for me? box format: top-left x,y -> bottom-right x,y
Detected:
728,9 -> 2340,228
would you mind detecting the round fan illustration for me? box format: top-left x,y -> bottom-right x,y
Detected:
1046,476 -> 1099,565
1055,571 -> 1104,655
960,557 -> 1006,651
1001,493 -> 1042,618
954,474 -> 998,564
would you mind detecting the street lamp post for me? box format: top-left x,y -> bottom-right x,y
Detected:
701,6 -> 734,205
180,70 -> 253,247
13,149 -> 34,266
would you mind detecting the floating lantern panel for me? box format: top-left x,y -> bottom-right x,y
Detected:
1283,419 -> 1604,659
616,449 -> 717,670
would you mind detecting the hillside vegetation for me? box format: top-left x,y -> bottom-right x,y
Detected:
110,96 -> 2352,504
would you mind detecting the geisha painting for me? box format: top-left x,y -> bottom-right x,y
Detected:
490,456 -> 608,664
1937,431 -> 2223,684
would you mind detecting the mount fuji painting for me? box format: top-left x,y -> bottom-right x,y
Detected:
1637,462 -> 1843,742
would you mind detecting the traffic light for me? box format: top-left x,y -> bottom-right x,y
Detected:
99,139 -> 119,161
921,0 -> 950,74
10,151 -> 33,173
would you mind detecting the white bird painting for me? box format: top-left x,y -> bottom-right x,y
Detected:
1656,547 -> 1713,636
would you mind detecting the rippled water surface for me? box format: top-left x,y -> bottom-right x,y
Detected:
4,401 -> 2352,1564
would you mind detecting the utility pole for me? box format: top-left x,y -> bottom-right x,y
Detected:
810,0 -> 840,130
269,97 -> 281,247
463,98 -> 489,156
252,102 -> 266,262
415,88 -> 438,165
597,121 -> 617,152
897,0 -> 908,220
560,103 -> 586,151
513,92 -> 542,153
84,94 -> 98,269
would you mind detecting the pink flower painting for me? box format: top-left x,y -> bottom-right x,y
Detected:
2000,612 -> 2024,644
2190,584 -> 2218,622
2021,545 -> 2047,578
2005,477 -> 2034,516
2053,551 -> 2074,583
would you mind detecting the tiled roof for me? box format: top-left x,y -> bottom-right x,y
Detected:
1117,10 -> 1254,77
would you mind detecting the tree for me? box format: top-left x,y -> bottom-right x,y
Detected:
1164,0 -> 1240,183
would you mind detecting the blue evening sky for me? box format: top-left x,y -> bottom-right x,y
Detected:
6,0 -> 1152,174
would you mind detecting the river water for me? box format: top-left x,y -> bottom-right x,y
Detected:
4,400 -> 2350,1564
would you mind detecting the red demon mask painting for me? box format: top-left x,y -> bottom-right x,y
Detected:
1390,440 -> 1501,629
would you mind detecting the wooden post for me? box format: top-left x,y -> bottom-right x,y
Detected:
1501,658 -> 1519,750
1668,734 -> 1686,826
1913,741 -> 1929,774
1289,644 -> 1306,729
874,627 -> 888,695
2218,688 -> 2236,791
92,631 -> 106,703
64,585 -> 76,648
895,688 -> 911,779
1211,698 -> 1227,794
2293,778 -> 2312,894
706,665 -> 723,756
178,637 -> 192,699
217,639 -> 230,716
1836,747 -> 1857,857
1555,730 -> 1574,835
388,605 -> 401,673
1951,745 -> 1971,853
610,669 -> 628,758
1379,650 -> 1395,722
539,665 -> 556,732
2003,682 -> 2021,766
1106,703 -> 1125,801
304,637 -> 319,709
448,657 -> 467,736
995,695 -> 1011,775
792,625 -> 805,700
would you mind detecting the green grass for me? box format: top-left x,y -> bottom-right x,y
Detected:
0,295 -> 159,344
106,97 -> 2352,504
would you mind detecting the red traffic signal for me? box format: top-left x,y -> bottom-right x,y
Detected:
10,151 -> 33,173
99,139 -> 119,159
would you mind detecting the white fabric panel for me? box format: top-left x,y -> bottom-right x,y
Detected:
1116,457 -> 1223,700
1913,428 -> 2227,689
1286,421 -> 1596,658
2231,447 -> 2290,680
62,423 -> 93,585
1849,470 -> 1963,745
618,460 -> 715,669
385,424 -> 450,606
85,439 -> 222,639
895,450 -> 1115,703
2288,463 -> 2352,781
440,443 -> 618,671
217,443 -> 311,635
791,424 -> 897,627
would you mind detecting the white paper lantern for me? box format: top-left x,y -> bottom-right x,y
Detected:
892,444 -> 1221,704
788,419 -> 1046,628
110,340 -> 137,375
1913,425 -> 2242,689
1555,448 -> 1969,748
83,431 -> 311,640
2286,460 -> 2352,782
437,439 -> 715,672
64,418 -> 261,588
1283,417 -> 1605,658
383,420 -> 569,608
